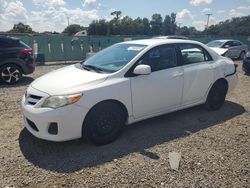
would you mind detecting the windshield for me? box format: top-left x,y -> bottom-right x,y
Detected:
207,40 -> 225,48
82,43 -> 146,73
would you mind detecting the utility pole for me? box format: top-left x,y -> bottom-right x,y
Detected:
205,13 -> 212,29
67,17 -> 69,26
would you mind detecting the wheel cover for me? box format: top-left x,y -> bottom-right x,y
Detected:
1,66 -> 21,83
240,52 -> 245,59
95,113 -> 117,136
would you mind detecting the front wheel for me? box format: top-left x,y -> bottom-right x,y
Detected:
205,80 -> 228,110
0,64 -> 23,84
82,101 -> 126,145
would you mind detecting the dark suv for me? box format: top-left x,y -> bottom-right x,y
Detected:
0,36 -> 35,84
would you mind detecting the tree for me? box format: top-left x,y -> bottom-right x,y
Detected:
133,17 -> 145,35
120,16 -> 134,35
150,14 -> 163,35
170,13 -> 177,34
62,24 -> 85,35
9,22 -> 33,33
162,15 -> 171,35
142,18 -> 150,35
206,15 -> 250,35
109,11 -> 122,35
176,26 -> 190,35
88,20 -> 109,35
111,11 -> 122,21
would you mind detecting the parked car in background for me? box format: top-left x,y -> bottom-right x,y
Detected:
72,30 -> 87,41
153,35 -> 189,40
22,39 -> 237,145
243,51 -> 250,74
0,36 -> 35,84
207,39 -> 248,60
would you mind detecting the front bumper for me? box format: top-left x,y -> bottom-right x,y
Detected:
21,87 -> 89,142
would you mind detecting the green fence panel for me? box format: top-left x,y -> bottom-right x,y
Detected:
4,34 -> 250,62
71,38 -> 85,61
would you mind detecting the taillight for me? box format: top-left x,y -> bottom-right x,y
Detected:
20,48 -> 32,54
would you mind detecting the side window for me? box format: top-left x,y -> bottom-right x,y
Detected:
139,45 -> 177,72
0,39 -> 9,47
178,44 -> 212,65
223,41 -> 233,48
232,41 -> 242,46
0,39 -> 18,48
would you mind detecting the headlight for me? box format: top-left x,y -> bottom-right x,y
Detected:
41,94 -> 82,109
246,52 -> 250,58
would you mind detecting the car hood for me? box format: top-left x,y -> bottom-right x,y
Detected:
210,47 -> 228,55
31,64 -> 109,95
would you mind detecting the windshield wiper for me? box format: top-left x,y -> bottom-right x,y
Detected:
82,64 -> 106,73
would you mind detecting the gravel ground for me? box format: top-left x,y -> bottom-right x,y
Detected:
0,61 -> 249,188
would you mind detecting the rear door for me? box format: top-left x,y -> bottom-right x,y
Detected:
231,40 -> 244,58
223,41 -> 238,58
177,43 -> 214,105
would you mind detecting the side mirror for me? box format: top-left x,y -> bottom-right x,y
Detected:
223,45 -> 230,48
133,64 -> 151,75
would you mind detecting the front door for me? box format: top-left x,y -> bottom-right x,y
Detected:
130,44 -> 183,119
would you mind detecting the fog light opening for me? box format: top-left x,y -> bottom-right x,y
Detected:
48,122 -> 58,135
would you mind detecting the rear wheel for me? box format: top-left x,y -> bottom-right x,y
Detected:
83,101 -> 126,145
0,64 -> 22,84
239,51 -> 246,60
205,80 -> 228,110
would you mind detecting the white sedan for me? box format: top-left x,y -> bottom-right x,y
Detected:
22,39 -> 238,145
207,39 -> 248,59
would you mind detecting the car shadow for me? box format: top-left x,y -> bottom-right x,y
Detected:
0,76 -> 34,88
19,100 -> 245,173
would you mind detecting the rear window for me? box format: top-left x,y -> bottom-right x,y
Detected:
19,41 -> 31,48
0,38 -> 30,48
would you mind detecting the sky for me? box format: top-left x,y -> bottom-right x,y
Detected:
0,0 -> 250,32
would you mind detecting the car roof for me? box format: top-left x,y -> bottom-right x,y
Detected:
0,35 -> 19,40
153,35 -> 189,40
122,38 -> 201,46
210,39 -> 236,43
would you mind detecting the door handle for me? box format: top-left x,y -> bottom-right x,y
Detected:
172,72 -> 183,77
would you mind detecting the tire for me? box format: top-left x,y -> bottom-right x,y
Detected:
205,80 -> 228,110
0,64 -> 23,84
82,101 -> 126,145
239,51 -> 246,60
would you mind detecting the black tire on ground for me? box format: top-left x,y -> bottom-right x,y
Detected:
82,101 -> 126,145
239,51 -> 246,60
0,64 -> 23,84
205,80 -> 228,110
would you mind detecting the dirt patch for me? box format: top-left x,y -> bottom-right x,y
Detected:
0,62 -> 249,187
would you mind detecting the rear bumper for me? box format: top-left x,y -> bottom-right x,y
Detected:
22,59 -> 35,75
225,73 -> 238,92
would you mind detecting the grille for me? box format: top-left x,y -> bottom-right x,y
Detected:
26,94 -> 42,106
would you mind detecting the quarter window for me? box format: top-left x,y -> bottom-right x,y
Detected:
178,44 -> 212,65
139,45 -> 177,72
